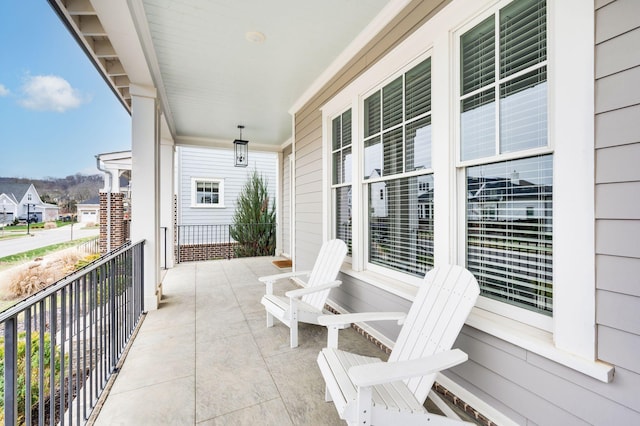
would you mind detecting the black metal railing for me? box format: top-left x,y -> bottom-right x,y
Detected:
176,223 -> 276,263
77,237 -> 100,255
0,240 -> 145,425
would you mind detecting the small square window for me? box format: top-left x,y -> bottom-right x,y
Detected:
192,178 -> 224,207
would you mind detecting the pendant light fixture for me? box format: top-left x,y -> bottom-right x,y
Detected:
233,125 -> 248,167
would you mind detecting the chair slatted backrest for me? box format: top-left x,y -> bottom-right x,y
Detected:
302,239 -> 347,310
389,264 -> 480,405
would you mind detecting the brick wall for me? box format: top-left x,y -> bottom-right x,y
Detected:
99,192 -> 127,254
178,242 -> 239,262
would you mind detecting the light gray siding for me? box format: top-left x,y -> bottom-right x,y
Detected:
290,0 -> 640,423
595,0 -> 640,415
595,104 -> 640,148
330,277 -> 411,341
293,109 -> 324,271
177,146 -> 277,225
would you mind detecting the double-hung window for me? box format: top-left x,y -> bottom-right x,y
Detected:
331,109 -> 353,256
363,57 -> 433,278
323,0 -> 602,377
458,0 -> 552,318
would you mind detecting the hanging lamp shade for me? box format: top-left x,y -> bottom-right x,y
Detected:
234,125 -> 248,167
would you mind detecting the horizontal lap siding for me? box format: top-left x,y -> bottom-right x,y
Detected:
448,330 -> 640,425
595,0 -> 640,387
294,120 -> 323,271
178,146 -> 277,225
329,274 -> 412,341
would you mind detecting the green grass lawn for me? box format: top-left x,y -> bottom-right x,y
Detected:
0,236 -> 97,272
2,220 -> 73,232
0,231 -> 27,241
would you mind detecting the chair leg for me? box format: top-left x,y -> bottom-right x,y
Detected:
356,387 -> 372,425
325,386 -> 333,402
266,311 -> 274,328
289,308 -> 298,348
290,322 -> 298,348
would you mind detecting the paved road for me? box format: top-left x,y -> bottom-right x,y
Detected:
0,224 -> 99,258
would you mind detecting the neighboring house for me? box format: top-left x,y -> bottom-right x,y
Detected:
367,169 -> 387,218
76,195 -> 100,224
0,183 -> 59,223
0,192 -> 19,224
51,0 -> 640,424
96,151 -> 132,253
176,146 -> 277,227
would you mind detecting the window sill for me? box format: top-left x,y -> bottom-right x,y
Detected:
466,309 -> 614,383
189,204 -> 225,209
340,266 -> 614,383
340,267 -> 419,301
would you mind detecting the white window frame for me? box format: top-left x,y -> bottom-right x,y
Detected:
330,108 -> 354,262
190,177 -> 225,208
453,1 -> 554,332
360,58 -> 435,282
320,0 -> 609,381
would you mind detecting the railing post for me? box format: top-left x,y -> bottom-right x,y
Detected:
4,316 -> 18,425
109,256 -> 117,371
177,225 -> 181,264
163,226 -> 167,269
139,242 -> 145,314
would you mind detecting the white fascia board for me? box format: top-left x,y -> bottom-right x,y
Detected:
98,150 -> 132,161
176,136 -> 284,153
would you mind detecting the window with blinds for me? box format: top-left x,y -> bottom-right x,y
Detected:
369,175 -> 434,276
466,155 -> 552,315
331,109 -> 353,256
460,0 -> 547,161
363,58 -> 433,277
459,0 -> 552,315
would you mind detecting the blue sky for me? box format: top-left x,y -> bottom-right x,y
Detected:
0,2 -> 131,179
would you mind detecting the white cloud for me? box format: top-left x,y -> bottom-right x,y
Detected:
19,75 -> 84,112
0,83 -> 9,97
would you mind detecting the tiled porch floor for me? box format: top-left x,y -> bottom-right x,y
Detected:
90,257 -> 392,425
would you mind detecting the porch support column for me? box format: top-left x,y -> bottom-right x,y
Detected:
275,151 -> 283,256
160,125 -> 175,269
130,83 -> 160,311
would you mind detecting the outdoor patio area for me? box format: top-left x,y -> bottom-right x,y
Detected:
89,257 -> 449,425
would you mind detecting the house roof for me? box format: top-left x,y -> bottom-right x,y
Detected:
78,195 -> 101,205
0,183 -> 31,203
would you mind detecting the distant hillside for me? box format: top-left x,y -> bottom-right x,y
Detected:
0,174 -> 104,213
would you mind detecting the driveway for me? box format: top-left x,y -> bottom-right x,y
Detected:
0,224 -> 99,258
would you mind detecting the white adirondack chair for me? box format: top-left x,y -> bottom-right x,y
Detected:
316,264 -> 480,425
260,239 -> 347,348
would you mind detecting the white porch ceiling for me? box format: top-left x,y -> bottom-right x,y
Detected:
50,0 -> 394,150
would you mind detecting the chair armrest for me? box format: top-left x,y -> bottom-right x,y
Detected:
349,349 -> 468,387
320,312 -> 407,349
318,312 -> 407,327
285,280 -> 341,298
258,270 -> 311,283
